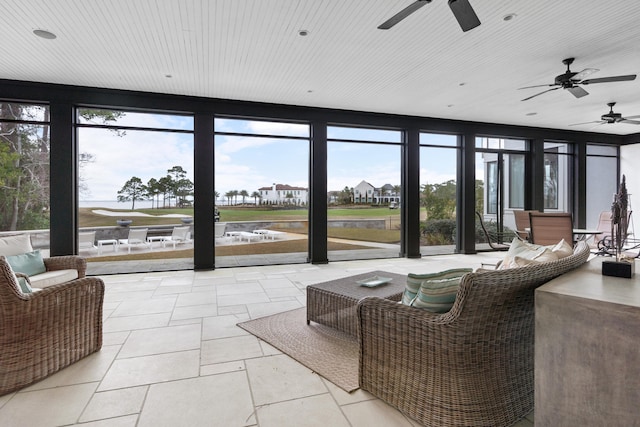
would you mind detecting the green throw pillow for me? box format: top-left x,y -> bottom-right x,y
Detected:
6,250 -> 46,277
16,276 -> 33,293
402,268 -> 472,313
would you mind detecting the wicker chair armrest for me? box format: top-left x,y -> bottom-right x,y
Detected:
357,297 -> 453,352
43,255 -> 87,278
0,276 -> 104,395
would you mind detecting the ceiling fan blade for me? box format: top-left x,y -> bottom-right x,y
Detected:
621,115 -> 640,120
567,86 -> 589,98
378,0 -> 430,30
581,74 -> 637,85
621,119 -> 640,125
521,87 -> 560,101
518,84 -> 556,90
572,68 -> 599,81
569,120 -> 605,126
448,0 -> 481,32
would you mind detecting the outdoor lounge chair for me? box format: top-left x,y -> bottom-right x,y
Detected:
0,256 -> 104,395
214,222 -> 228,244
513,209 -> 538,240
475,211 -> 517,251
78,231 -> 97,252
160,226 -> 191,249
118,228 -> 151,253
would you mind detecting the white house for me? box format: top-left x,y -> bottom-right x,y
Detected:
258,183 -> 308,205
353,180 -> 400,205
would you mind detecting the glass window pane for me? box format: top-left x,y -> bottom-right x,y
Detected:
77,110 -> 194,274
0,103 -> 50,251
420,133 -> 458,147
327,126 -> 401,143
215,118 -> 309,137
327,135 -> 401,262
508,154 -> 525,209
420,144 -> 458,255
476,137 -> 526,151
78,108 -> 193,131
214,118 -> 310,267
587,144 -> 617,156
0,103 -> 48,121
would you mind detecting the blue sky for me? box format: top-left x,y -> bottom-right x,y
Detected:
79,112 -> 459,202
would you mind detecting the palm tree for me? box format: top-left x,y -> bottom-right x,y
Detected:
251,191 -> 261,205
239,189 -> 249,205
231,190 -> 239,205
224,191 -> 234,206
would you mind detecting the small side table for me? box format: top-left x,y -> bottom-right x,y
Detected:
97,239 -> 118,255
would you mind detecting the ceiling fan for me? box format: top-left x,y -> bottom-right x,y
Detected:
570,102 -> 640,126
378,0 -> 480,32
519,58 -> 637,101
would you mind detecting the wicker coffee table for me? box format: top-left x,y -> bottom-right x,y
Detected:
306,270 -> 406,337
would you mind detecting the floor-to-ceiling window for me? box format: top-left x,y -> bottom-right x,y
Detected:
214,117 -> 310,267
76,109 -> 194,274
326,126 -> 401,261
0,102 -> 50,253
419,133 -> 459,255
543,141 -> 573,213
586,144 -> 618,229
475,137 -> 527,249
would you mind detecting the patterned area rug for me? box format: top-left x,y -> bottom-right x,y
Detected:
237,307 -> 359,392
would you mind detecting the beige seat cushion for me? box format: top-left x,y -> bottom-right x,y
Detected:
29,269 -> 78,288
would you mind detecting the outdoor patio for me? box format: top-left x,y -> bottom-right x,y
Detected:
0,253 -> 536,427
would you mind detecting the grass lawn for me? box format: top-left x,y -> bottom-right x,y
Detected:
87,239 -> 374,262
79,205 -> 401,227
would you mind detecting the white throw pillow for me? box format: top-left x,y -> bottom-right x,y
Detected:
0,234 -> 33,257
498,238 -> 558,270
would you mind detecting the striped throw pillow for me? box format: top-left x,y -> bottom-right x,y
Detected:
402,268 -> 472,313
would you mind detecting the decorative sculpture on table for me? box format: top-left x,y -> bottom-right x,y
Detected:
603,175 -> 634,278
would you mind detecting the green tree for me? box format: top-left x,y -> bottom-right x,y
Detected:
0,104 -> 122,231
117,176 -> 147,210
146,178 -> 161,209
158,176 -> 173,208
338,186 -> 353,205
421,180 -> 457,220
230,190 -> 239,205
239,189 -> 249,205
251,191 -> 261,205
224,191 -> 234,206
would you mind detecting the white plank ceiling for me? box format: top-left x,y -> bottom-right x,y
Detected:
2,0 -> 640,135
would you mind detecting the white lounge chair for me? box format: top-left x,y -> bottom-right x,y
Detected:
78,231 -> 97,252
214,222 -> 228,244
160,226 -> 191,249
118,228 -> 150,253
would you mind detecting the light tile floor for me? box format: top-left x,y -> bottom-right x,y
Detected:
0,253 -> 534,427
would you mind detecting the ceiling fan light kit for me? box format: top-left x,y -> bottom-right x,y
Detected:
378,0 -> 480,32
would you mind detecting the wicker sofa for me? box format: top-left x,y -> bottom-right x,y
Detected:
0,256 -> 104,396
357,240 -> 591,427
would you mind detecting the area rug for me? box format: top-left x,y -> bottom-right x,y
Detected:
237,307 -> 359,392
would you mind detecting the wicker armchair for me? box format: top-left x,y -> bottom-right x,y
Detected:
357,240 -> 590,427
0,256 -> 104,396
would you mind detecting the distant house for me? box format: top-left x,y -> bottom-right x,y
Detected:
353,180 -> 400,205
258,183 -> 308,205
